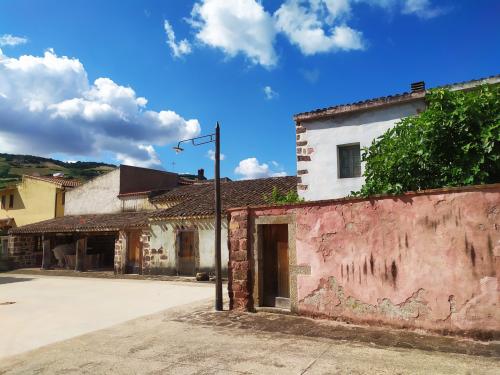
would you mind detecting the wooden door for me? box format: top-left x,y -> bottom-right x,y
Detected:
178,231 -> 195,275
277,241 -> 289,298
127,231 -> 142,274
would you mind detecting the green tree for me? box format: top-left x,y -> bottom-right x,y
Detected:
264,186 -> 303,205
355,84 -> 500,197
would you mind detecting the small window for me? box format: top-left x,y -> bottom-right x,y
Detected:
9,194 -> 14,208
62,192 -> 66,205
338,144 -> 361,178
1,195 -> 5,209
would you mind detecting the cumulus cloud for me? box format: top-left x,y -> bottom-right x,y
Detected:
189,0 -> 277,67
263,85 -> 278,100
207,149 -> 226,161
234,157 -> 287,180
0,49 -> 200,167
275,0 -> 364,55
164,20 -> 192,58
0,34 -> 28,47
180,0 -> 444,66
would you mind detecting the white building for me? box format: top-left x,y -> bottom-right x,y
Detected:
65,165 -> 180,215
294,75 -> 500,201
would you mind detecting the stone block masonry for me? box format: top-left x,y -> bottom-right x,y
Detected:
227,184 -> 500,338
8,235 -> 36,268
227,209 -> 252,311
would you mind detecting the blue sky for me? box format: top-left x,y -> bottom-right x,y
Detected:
0,0 -> 499,179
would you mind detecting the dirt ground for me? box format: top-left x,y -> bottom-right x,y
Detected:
1,294 -> 498,374
0,273 -> 213,358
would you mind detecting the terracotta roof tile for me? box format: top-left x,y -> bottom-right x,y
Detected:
151,176 -> 298,219
9,211 -> 153,234
294,74 -> 500,122
24,175 -> 82,188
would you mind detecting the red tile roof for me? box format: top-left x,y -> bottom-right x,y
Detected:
24,175 -> 82,188
150,176 -> 298,219
9,211 -> 153,234
294,74 -> 500,123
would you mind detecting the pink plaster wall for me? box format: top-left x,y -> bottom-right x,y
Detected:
251,185 -> 500,336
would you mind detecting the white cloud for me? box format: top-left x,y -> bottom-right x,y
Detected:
401,0 -> 445,19
275,1 -> 364,55
0,49 -> 200,168
234,157 -> 287,180
176,0 -> 444,67
207,149 -> 226,161
189,0 -> 277,67
0,34 -> 28,47
164,20 -> 192,58
263,85 -> 278,100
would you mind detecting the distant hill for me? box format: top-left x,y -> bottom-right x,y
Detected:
0,153 -> 116,189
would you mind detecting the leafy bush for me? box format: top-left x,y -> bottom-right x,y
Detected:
264,186 -> 303,205
354,84 -> 500,197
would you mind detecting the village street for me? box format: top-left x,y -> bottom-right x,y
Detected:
0,273 -> 213,359
1,274 -> 499,375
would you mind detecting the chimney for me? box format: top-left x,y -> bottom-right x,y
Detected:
197,168 -> 205,180
411,81 -> 425,93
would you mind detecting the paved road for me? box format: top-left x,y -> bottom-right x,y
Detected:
0,274 -> 213,358
1,295 -> 498,374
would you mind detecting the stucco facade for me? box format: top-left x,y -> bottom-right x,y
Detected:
295,75 -> 500,201
228,184 -> 500,338
296,100 -> 426,200
143,218 -> 229,275
0,176 -> 68,227
65,169 -> 122,215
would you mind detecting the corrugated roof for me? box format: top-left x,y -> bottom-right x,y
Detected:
294,74 -> 500,123
9,211 -> 153,234
24,175 -> 82,188
151,176 -> 298,219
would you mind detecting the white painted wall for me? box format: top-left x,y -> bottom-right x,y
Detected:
65,169 -> 121,215
148,218 -> 229,274
298,100 -> 426,200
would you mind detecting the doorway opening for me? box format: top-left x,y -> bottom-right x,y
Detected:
261,224 -> 289,309
178,230 -> 196,276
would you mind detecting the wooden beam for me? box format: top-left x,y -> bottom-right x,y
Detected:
75,236 -> 87,272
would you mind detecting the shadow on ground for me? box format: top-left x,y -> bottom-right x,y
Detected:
0,276 -> 33,285
172,306 -> 500,358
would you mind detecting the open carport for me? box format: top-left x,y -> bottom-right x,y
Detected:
0,274 -> 213,359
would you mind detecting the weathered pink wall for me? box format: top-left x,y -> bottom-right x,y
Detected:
228,185 -> 500,337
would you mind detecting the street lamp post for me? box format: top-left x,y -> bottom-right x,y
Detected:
173,122 -> 223,311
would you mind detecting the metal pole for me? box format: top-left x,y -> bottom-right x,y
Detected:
214,122 -> 223,311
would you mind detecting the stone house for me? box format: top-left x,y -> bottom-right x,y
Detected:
6,165 -> 199,271
295,74 -> 500,200
7,173 -> 297,275
142,176 -> 298,276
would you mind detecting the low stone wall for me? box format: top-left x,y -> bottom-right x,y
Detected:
8,235 -> 36,268
227,184 -> 500,338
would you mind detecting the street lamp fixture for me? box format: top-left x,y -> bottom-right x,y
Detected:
172,122 -> 223,311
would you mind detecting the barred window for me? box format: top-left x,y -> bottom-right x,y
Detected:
338,144 -> 361,178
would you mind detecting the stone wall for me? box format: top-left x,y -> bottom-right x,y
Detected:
227,184 -> 500,338
228,209 -> 251,310
8,235 -> 36,268
114,230 -> 127,274
142,228 -> 174,275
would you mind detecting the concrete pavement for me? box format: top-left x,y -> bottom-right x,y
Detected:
0,273 -> 213,358
1,295 -> 499,374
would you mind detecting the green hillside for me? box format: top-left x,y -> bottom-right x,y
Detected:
0,153 -> 116,189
